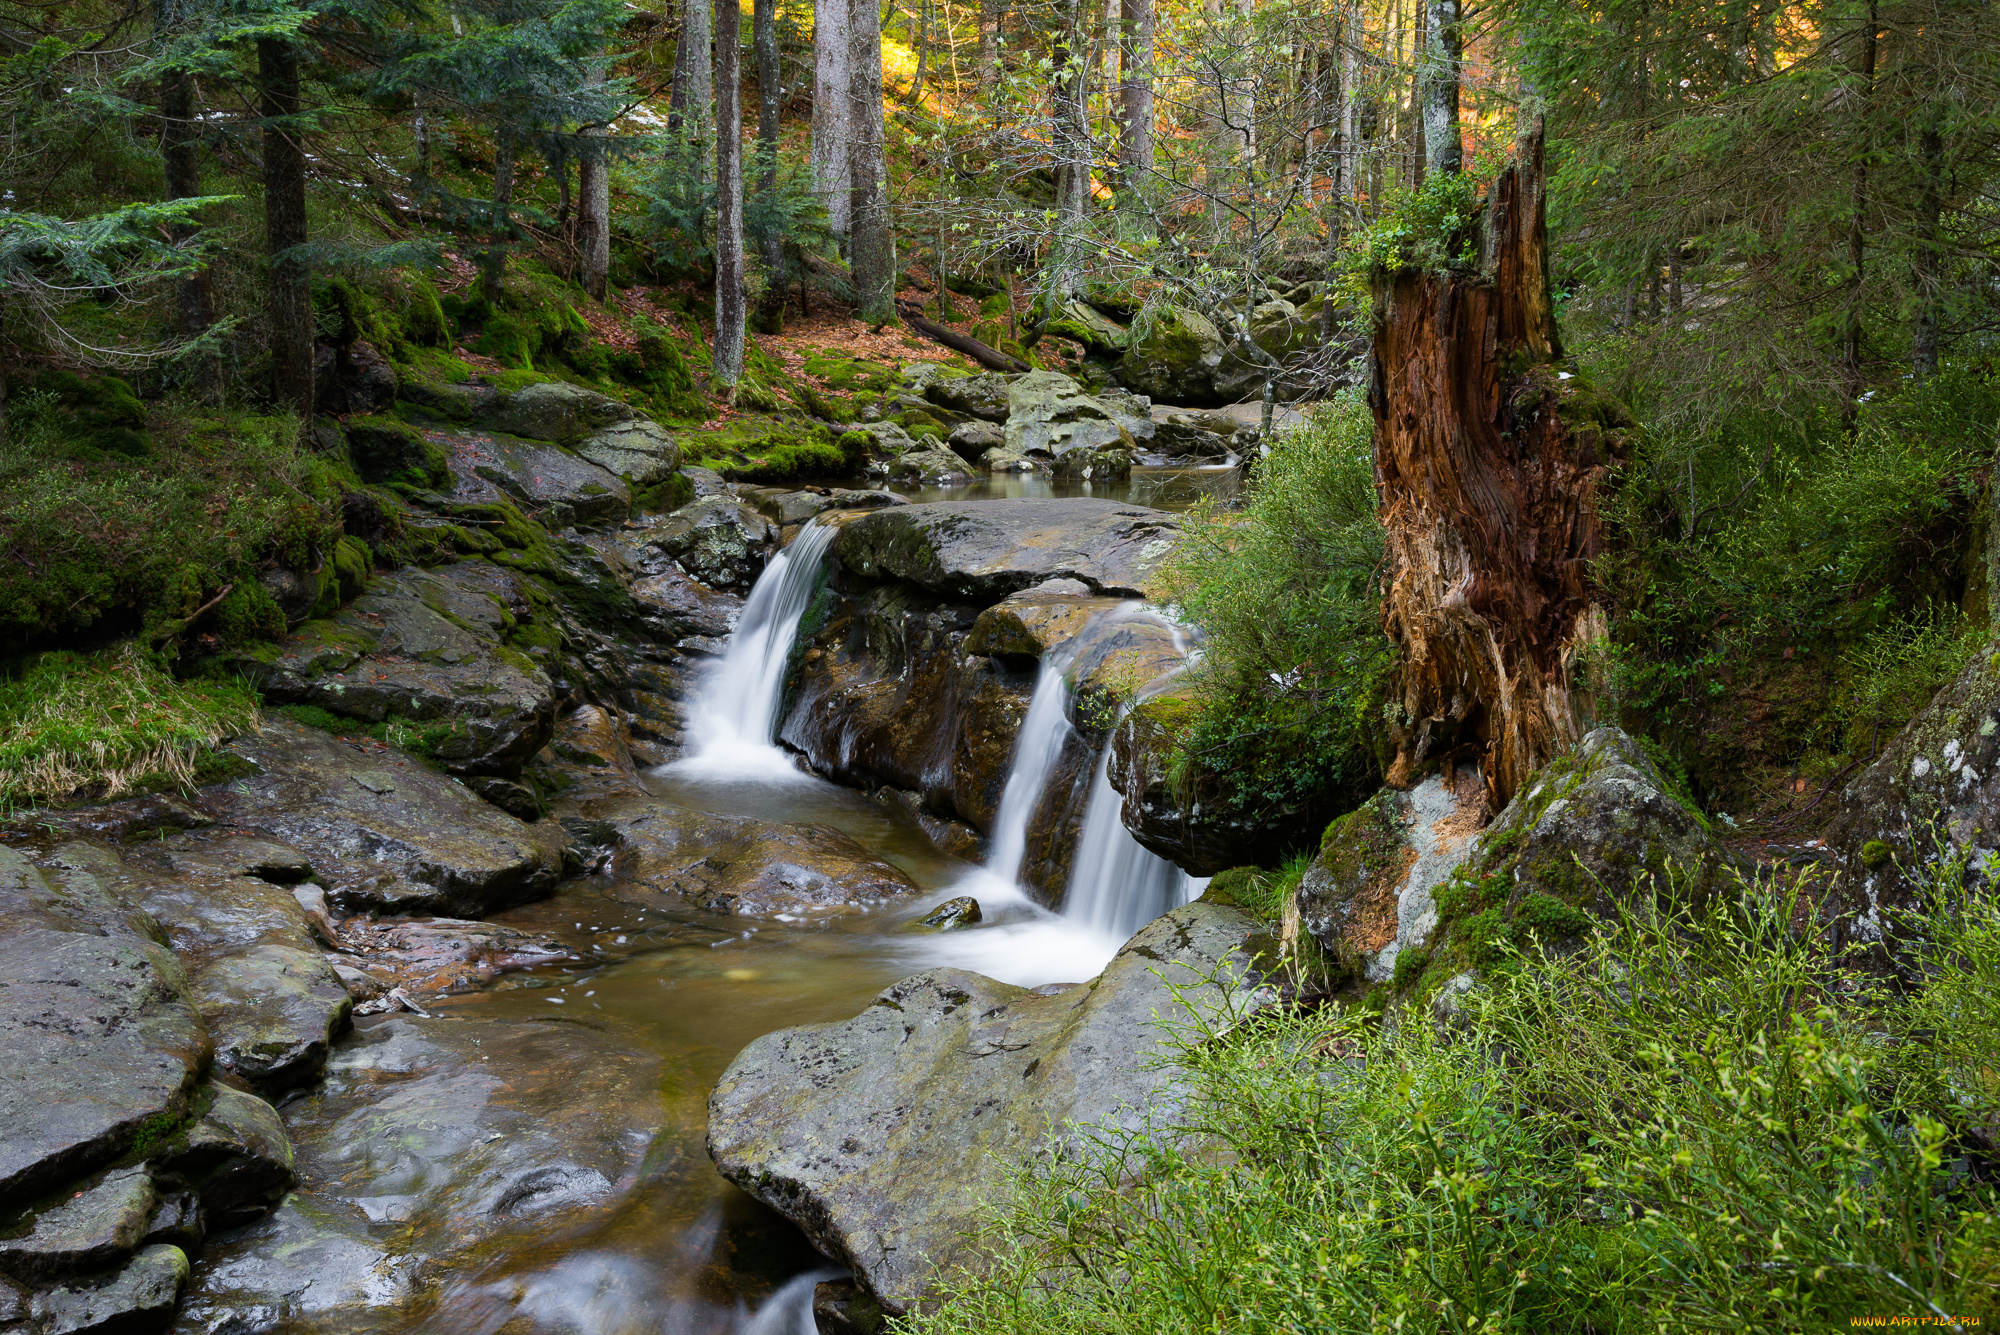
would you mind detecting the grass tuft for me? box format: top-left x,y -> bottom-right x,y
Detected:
0,647 -> 259,806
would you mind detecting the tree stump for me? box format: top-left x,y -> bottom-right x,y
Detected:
1371,125 -> 1629,807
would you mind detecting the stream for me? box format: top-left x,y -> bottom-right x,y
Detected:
190,477 -> 1219,1334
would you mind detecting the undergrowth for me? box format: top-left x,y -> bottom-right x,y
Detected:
0,647 -> 260,806
1159,388 -> 1395,843
911,860 -> 2000,1334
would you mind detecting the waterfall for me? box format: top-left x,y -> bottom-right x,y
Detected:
981,655 -> 1075,886
682,520 -> 837,766
1061,724 -> 1197,938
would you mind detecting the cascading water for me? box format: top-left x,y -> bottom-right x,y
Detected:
980,654 -> 1076,886
1061,719 -> 1199,939
678,520 -> 837,773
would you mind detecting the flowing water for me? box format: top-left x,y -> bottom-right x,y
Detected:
274,514 -> 1203,1334
888,460 -> 1243,511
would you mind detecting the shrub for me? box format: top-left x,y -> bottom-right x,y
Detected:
0,647 -> 260,805
1159,389 -> 1394,843
913,868 -> 2000,1334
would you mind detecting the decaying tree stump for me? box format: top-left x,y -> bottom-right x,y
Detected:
1371,124 -> 1629,807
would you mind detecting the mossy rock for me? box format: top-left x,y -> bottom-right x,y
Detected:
477,314 -> 537,369
345,416 -> 449,490
395,276 -> 452,349
24,370 -> 151,458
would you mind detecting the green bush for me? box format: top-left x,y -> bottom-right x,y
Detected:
913,867 -> 2000,1334
1159,389 -> 1395,841
0,647 -> 260,805
0,408 -> 341,650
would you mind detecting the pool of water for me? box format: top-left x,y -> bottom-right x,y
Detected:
885,461 -> 1243,511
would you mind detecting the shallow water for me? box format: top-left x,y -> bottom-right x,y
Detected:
886,461 -> 1242,511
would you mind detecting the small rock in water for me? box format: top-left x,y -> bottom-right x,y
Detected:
918,897 -> 981,931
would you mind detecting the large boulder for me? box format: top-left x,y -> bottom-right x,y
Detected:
203,717 -> 564,916
1212,299 -> 1318,401
461,433 -> 631,529
707,902 -> 1274,1314
1825,643 -> 2000,956
647,495 -> 777,592
481,380 -> 636,442
1117,304 -> 1228,406
571,419 -> 683,487
923,372 -> 1017,422
832,499 -> 1182,601
237,562 -> 559,779
1003,371 -> 1136,464
1296,728 -> 1725,988
884,444 -> 976,485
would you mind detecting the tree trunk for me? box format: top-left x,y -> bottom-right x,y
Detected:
578,69 -> 612,302
1843,0 -> 1879,416
670,0 -> 715,137
1421,0 -> 1461,177
899,0 -> 930,105
481,132 -> 516,305
258,35 -> 313,416
714,0 -> 746,390
1050,0 -> 1091,302
1912,117 -> 1942,380
1116,0 -> 1153,225
978,0 -> 1000,103
158,3 -> 214,380
753,0 -> 786,331
845,0 -> 895,324
813,0 -> 854,236
1372,126 -> 1623,807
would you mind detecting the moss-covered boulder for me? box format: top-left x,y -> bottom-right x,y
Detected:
345,417 -> 449,489
923,371 -> 1018,422
647,495 -> 777,591
1297,728 -> 1726,992
1825,640 -> 2000,958
572,420 -> 682,487
1003,371 -> 1135,465
1116,304 -> 1228,406
24,370 -> 151,458
1045,300 -> 1130,356
481,381 -> 635,443
1050,443 -> 1133,482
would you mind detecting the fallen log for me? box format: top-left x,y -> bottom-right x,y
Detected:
894,301 -> 1031,374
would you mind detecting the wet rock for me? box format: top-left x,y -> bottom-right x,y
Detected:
923,372 -> 1016,422
572,419 -> 682,487
750,488 -> 842,525
828,488 -> 908,512
29,1242 -> 187,1335
1049,443 -> 1133,483
482,381 -> 636,443
1002,372 -> 1135,463
149,1083 -> 295,1228
237,562 -> 558,779
0,846 -> 157,942
316,339 -> 398,417
204,718 -> 564,917
917,897 -> 981,930
630,561 -> 741,644
979,445 -> 1042,473
1825,647 -> 2000,956
173,1194 -> 414,1333
831,499 -> 1182,601
1149,407 -> 1239,460
463,434 -> 631,529
779,589 -> 1030,835
190,945 -> 352,1094
814,1277 -> 887,1335
1117,305 -> 1228,406
964,584 -> 1132,661
10,796 -> 212,849
945,419 -> 1004,463
598,803 -> 922,917
1212,299 -> 1318,402
0,928 -> 210,1210
1046,300 -> 1130,356
140,1191 -> 202,1257
346,416 -> 448,489
323,917 -> 571,996
647,495 -> 777,592
883,445 -> 975,485
0,1167 -> 154,1282
708,902 -> 1274,1313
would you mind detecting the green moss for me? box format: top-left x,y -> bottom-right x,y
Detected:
23,370 -> 151,458
1391,946 -> 1431,990
627,320 -> 705,420
490,367 -> 557,394
836,429 -> 874,463
634,470 -> 695,515
1862,839 -> 1895,870
345,416 -> 448,490
478,313 -> 536,369
395,276 -> 451,349
1513,890 -> 1594,943
212,581 -> 286,644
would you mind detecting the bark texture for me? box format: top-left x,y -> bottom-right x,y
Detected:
845,0 -> 894,324
578,71 -> 611,302
1421,0 -> 1462,177
1116,0 -> 1154,199
713,0 -> 747,389
1371,127 -> 1624,806
670,0 -> 715,135
258,36 -> 312,416
754,0 -> 786,332
812,0 -> 853,235
157,8 -> 212,344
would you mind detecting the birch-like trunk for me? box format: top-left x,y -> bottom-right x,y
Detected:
845,0 -> 895,322
714,0 -> 746,389
813,0 -> 854,236
670,0 -> 715,139
1420,0 -> 1462,177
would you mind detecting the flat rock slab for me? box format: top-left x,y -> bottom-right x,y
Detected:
192,945 -> 352,1094
573,419 -> 682,487
206,719 -> 563,917
466,434 -> 631,529
707,902 -> 1272,1313
0,1167 -> 154,1281
832,499 -> 1181,601
30,1241 -> 187,1335
0,928 -> 210,1210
